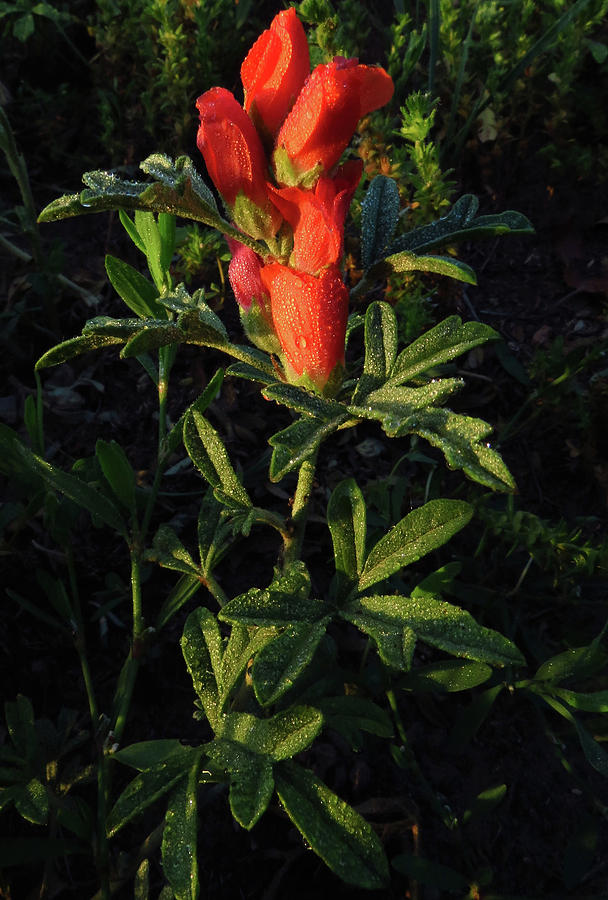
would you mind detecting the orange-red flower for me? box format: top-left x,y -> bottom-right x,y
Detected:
268,160 -> 362,275
274,57 -> 394,186
196,87 -> 281,239
260,262 -> 349,392
241,7 -> 310,139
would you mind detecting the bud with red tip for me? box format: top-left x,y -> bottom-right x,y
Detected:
196,87 -> 281,240
260,262 -> 349,394
273,57 -> 394,187
241,7 -> 310,139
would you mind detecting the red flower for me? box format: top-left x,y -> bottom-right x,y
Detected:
269,160 -> 362,274
260,262 -> 349,392
241,8 -> 310,138
196,87 -> 281,239
274,57 -> 394,186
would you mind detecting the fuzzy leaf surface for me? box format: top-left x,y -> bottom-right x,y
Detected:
361,175 -> 400,269
275,761 -> 389,889
359,499 -> 473,591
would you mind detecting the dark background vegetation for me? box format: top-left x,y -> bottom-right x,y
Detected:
1,0 -> 608,897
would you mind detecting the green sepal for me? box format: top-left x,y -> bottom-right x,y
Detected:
232,190 -> 277,242
239,302 -> 282,355
388,193 -> 533,256
359,499 -> 473,591
251,621 -> 330,706
272,146 -> 323,189
389,315 -> 500,385
361,175 -> 400,270
275,761 -> 390,890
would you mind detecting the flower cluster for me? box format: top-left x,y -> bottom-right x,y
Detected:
196,9 -> 393,393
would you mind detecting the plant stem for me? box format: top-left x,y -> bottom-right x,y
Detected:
282,448 -> 319,567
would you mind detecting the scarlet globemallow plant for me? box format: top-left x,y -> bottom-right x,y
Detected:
32,6 -> 534,898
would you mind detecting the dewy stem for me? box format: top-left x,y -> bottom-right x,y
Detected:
282,448 -> 319,567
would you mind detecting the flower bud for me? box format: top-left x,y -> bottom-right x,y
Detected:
269,160 -> 362,274
241,7 -> 309,138
196,87 -> 281,239
226,238 -> 280,355
274,57 -> 394,186
260,262 -> 349,394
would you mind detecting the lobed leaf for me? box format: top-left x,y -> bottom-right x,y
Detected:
359,499 -> 473,591
252,622 -> 329,706
275,761 -> 389,889
268,412 -> 350,482
219,562 -> 325,627
183,408 -> 251,509
360,175 -> 400,269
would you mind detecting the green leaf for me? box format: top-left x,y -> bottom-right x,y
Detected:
219,625 -> 278,707
14,778 -> 49,825
392,853 -> 469,892
222,706 -> 323,762
353,592 -> 524,667
268,412 -> 350,482
275,761 -> 389,889
158,212 -> 176,273
388,193 -> 533,256
181,608 -> 222,731
462,783 -> 507,826
327,478 -> 366,599
352,302 -> 399,401
162,369 -> 225,460
32,454 -> 128,538
162,754 -> 203,900
107,749 -> 198,837
535,644 -> 608,683
402,407 -> 516,492
105,255 -> 163,318
447,684 -> 504,752
95,439 -> 136,514
552,688 -> 608,713
540,694 -> 608,778
119,208 -> 146,253
5,695 -> 37,762
155,575 -> 202,632
389,315 -> 499,385
399,659 -> 493,692
196,488 -> 231,576
120,322 -> 184,358
319,696 -> 393,746
14,12 -> 34,41
183,408 -> 251,509
112,740 -> 191,771
147,525 -> 200,576
374,249 -> 477,285
220,562 -> 326,627
359,499 -> 473,591
35,333 -> 125,370
360,175 -> 400,269
262,382 -> 345,420
252,622 -> 329,706
341,605 -> 416,670
206,739 -> 273,829
349,378 -> 464,437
